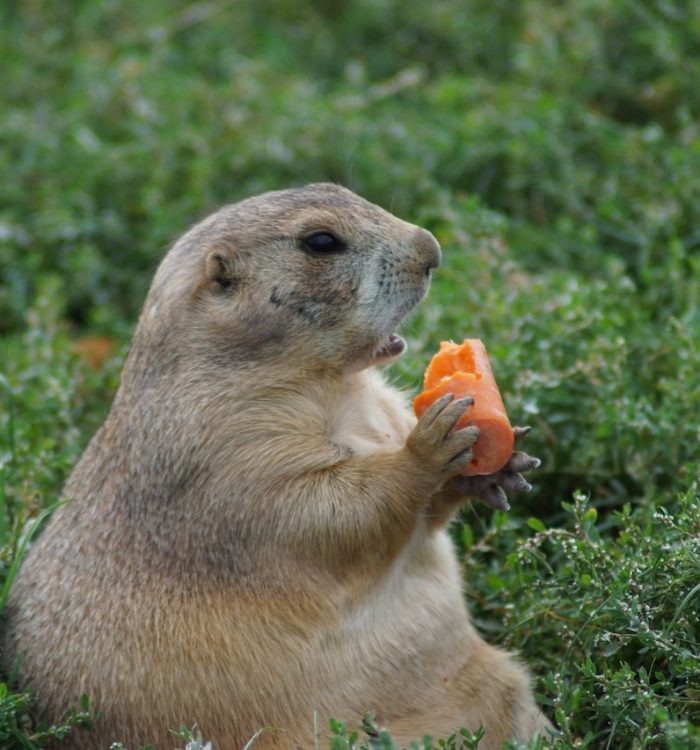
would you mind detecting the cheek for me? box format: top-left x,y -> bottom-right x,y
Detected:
192,292 -> 296,366
270,261 -> 363,329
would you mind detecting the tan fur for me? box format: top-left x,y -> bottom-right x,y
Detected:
1,184 -> 548,749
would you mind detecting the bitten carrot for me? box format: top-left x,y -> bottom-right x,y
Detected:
413,339 -> 514,476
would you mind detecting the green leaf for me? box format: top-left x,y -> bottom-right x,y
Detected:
527,517 -> 546,532
461,524 -> 474,550
0,499 -> 72,615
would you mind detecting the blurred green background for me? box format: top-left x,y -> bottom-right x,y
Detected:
1,1 -> 699,748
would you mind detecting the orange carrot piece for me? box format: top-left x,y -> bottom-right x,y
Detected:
413,339 -> 514,476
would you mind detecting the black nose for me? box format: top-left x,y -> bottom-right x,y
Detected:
415,228 -> 442,276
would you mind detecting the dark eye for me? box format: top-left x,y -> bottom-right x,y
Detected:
301,232 -> 345,254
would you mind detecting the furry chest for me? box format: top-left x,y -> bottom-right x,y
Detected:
324,371 -> 414,457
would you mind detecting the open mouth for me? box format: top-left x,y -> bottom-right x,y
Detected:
370,333 -> 406,364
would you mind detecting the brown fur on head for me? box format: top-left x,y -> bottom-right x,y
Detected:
1,183 -> 548,750
131,183 -> 440,384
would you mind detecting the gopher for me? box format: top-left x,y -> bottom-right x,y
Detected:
1,184 -> 548,749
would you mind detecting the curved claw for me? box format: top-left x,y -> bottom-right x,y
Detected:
513,425 -> 532,444
507,451 -> 541,473
482,484 -> 510,511
451,474 -> 512,510
500,472 -> 532,495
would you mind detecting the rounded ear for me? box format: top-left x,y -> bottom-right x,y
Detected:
205,251 -> 239,292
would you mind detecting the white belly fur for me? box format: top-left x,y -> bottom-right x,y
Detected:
321,369 -> 476,714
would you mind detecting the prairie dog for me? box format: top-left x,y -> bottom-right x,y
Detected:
1,184 -> 547,749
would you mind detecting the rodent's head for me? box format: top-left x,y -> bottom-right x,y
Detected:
138,183 -> 440,377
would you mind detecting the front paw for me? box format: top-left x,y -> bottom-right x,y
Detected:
450,426 -> 540,511
405,393 -> 480,486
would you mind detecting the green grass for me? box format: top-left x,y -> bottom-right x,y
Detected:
1,1 -> 699,747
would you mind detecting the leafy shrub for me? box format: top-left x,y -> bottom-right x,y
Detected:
457,491 -> 700,748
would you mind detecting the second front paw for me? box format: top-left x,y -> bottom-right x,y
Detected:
450,426 -> 540,511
